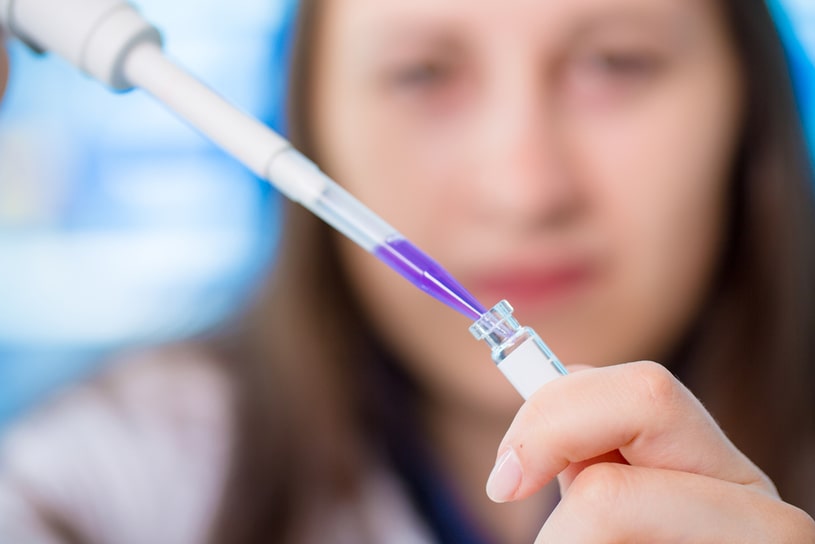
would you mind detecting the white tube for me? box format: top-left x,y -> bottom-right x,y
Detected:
470,300 -> 568,400
496,337 -> 566,400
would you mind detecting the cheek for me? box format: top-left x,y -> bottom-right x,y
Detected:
314,54 -> 476,244
321,102 -> 468,242
568,75 -> 740,361
597,108 -> 732,273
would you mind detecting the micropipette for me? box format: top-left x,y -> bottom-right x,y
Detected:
0,0 -> 484,320
0,0 -> 566,397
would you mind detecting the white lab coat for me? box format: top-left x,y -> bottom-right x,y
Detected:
0,348 -> 435,544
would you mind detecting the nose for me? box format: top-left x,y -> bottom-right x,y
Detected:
467,69 -> 582,234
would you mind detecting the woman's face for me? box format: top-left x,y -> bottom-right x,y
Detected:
311,0 -> 743,414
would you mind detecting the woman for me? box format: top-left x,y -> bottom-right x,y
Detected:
214,0 -> 815,540
1,0 -> 814,542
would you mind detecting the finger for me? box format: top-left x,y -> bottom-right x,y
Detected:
537,463 -> 815,544
488,361 -> 774,502
556,450 -> 628,492
555,365 -> 629,492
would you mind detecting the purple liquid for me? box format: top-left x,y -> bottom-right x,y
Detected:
374,238 -> 487,320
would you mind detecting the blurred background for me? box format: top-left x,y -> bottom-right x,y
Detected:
0,0 -> 295,429
0,0 -> 813,430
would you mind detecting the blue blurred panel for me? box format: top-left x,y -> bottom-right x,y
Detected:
781,0 -> 815,54
0,0 -> 295,427
774,0 -> 815,157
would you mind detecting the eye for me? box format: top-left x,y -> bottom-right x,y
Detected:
389,60 -> 454,90
584,51 -> 662,79
561,46 -> 667,107
377,54 -> 472,118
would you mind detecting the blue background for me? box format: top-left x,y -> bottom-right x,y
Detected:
0,0 -> 296,428
0,0 -> 812,430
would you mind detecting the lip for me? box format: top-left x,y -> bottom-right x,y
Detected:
468,260 -> 596,315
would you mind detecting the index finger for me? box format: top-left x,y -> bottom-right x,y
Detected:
491,361 -> 775,502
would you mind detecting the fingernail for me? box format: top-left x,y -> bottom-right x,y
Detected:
486,447 -> 522,502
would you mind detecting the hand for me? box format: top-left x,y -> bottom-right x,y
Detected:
486,361 -> 815,542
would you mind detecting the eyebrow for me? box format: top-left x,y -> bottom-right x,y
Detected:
367,20 -> 464,51
356,4 -> 695,62
562,7 -> 695,46
355,20 -> 468,71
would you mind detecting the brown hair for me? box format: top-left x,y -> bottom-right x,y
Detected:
0,38 -> 9,102
208,1 -> 815,542
206,3 -> 381,540
684,0 -> 815,509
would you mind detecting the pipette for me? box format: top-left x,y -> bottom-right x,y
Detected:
0,0 -> 485,320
